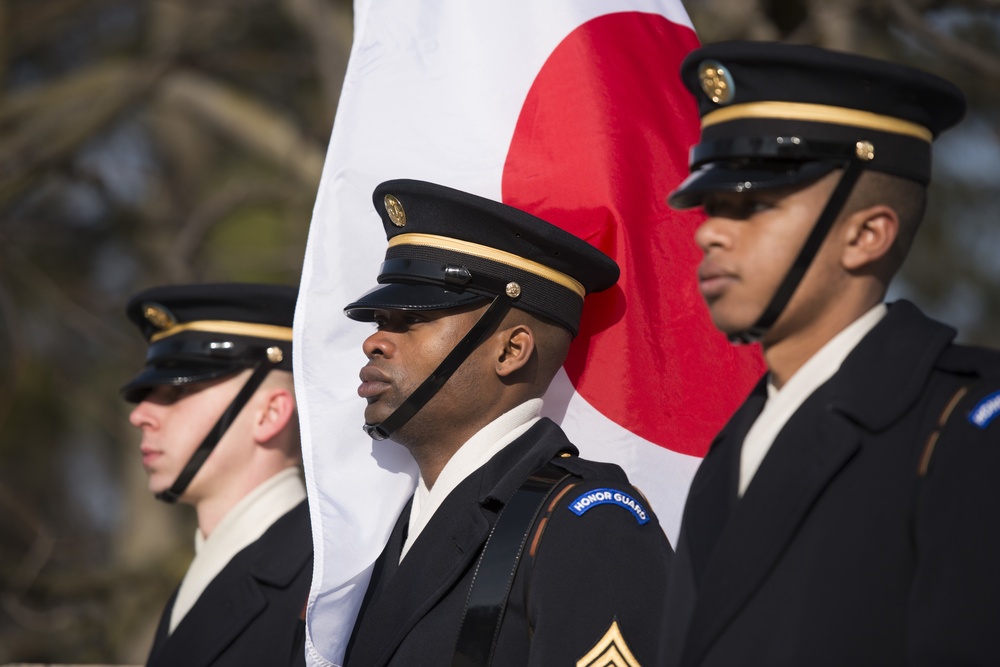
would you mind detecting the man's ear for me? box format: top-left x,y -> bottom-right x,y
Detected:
842,204 -> 899,271
253,388 -> 296,444
495,325 -> 535,378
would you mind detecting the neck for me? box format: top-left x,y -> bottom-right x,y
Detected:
762,291 -> 882,389
400,393 -> 537,489
190,461 -> 296,538
402,419 -> 491,490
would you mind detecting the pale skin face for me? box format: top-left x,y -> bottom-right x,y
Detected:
129,370 -> 255,503
694,171 -> 898,386
358,304 -> 539,487
128,368 -> 299,536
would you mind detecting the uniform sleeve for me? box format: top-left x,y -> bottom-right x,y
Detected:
909,382 -> 1000,666
524,479 -> 673,667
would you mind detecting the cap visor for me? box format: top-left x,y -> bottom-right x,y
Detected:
668,161 -> 839,209
120,363 -> 240,403
344,282 -> 488,322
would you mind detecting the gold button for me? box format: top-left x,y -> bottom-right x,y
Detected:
855,140 -> 875,161
505,282 -> 521,298
266,346 -> 284,363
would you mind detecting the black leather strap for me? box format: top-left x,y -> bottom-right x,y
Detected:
156,360 -> 275,503
451,460 -> 569,667
733,157 -> 866,343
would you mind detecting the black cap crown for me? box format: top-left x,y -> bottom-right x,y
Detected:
344,179 -> 619,335
668,41 -> 966,209
121,283 -> 298,403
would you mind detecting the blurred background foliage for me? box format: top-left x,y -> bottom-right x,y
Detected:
0,0 -> 996,662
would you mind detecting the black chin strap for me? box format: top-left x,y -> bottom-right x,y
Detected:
731,158 -> 866,344
364,290 -> 517,441
156,361 -> 275,503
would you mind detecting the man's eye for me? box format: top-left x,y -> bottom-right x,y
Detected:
150,384 -> 186,404
704,198 -> 771,219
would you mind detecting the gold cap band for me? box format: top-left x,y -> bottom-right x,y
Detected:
388,232 -> 586,298
150,320 -> 294,343
702,101 -> 933,142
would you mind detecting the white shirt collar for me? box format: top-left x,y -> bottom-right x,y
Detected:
169,467 -> 306,633
739,304 -> 887,496
400,398 -> 543,561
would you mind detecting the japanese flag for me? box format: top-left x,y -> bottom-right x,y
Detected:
293,1 -> 765,664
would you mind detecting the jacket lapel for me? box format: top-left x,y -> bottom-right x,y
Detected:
679,301 -> 956,667
661,392 -> 761,667
346,419 -> 573,667
153,572 -> 269,667
681,401 -> 860,667
149,501 -> 311,667
683,383 -> 766,588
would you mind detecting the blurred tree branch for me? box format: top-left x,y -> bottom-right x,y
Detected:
167,179 -> 305,282
156,69 -> 325,186
283,0 -> 353,119
0,61 -> 168,204
886,0 -> 1000,80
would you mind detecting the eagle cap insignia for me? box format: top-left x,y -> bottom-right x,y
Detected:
698,59 -> 734,105
142,302 -> 176,330
384,194 -> 406,227
577,619 -> 642,667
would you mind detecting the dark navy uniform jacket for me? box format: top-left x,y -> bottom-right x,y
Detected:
661,300 -> 1000,667
344,417 -> 673,666
147,500 -> 312,667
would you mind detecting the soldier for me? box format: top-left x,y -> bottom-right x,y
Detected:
341,179 -> 672,666
122,283 -> 311,666
660,41 -> 1000,666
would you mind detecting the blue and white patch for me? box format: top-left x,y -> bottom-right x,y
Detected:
969,390 -> 1000,429
568,488 -> 650,525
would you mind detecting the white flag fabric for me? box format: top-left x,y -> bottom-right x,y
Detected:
294,2 -> 765,665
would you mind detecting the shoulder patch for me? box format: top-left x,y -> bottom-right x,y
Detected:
577,619 -> 642,667
568,487 -> 649,525
969,390 -> 1000,429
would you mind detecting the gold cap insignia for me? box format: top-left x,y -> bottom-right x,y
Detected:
384,194 -> 406,227
699,59 -> 734,105
142,302 -> 176,331
577,619 -> 642,667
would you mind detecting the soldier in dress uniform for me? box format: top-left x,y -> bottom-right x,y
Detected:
341,179 -> 672,667
659,41 -> 1000,666
122,283 -> 312,667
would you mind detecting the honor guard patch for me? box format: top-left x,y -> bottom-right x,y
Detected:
569,488 -> 649,525
970,390 -> 1000,429
577,619 -> 642,667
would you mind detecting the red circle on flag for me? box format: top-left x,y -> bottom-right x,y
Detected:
502,12 -> 765,457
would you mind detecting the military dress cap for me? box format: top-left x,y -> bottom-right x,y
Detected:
344,179 -> 620,335
121,283 -> 297,403
668,40 -> 967,209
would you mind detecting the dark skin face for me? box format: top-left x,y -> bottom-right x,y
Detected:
357,303 -> 555,487
358,304 -> 504,482
694,171 -> 900,386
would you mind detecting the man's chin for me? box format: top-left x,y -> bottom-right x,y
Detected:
363,406 -> 391,429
